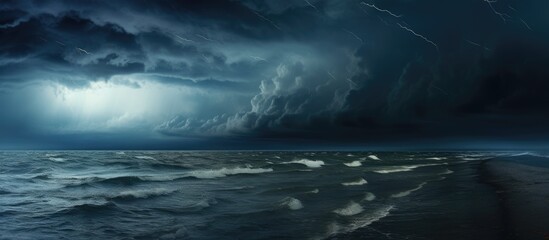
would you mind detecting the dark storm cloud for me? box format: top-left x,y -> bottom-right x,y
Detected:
2,0 -> 549,149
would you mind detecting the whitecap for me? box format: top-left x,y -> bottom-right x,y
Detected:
426,157 -> 446,160
187,167 -> 273,179
283,159 -> 325,168
373,163 -> 446,174
343,161 -> 362,167
112,188 -> 175,199
367,155 -> 380,160
307,189 -> 319,194
363,192 -> 376,201
281,197 -> 303,210
48,157 -> 65,162
347,154 -> 355,157
327,205 -> 394,237
115,151 -> 126,155
391,182 -> 427,198
135,156 -> 155,160
333,201 -> 364,216
342,178 -> 368,186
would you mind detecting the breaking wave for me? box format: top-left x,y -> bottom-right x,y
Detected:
327,205 -> 394,237
281,197 -> 303,210
282,159 -> 325,168
342,178 -> 368,186
373,163 -> 446,174
343,161 -> 362,167
391,182 -> 427,198
108,188 -> 177,200
367,155 -> 380,160
135,156 -> 156,160
187,167 -> 273,179
333,201 -> 364,216
426,157 -> 446,160
363,192 -> 376,201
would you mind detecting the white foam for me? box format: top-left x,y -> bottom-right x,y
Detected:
327,205 -> 394,237
283,159 -> 325,168
343,161 -> 362,167
135,156 -> 155,160
282,197 -> 303,210
367,155 -> 380,160
48,157 -> 65,162
363,192 -> 376,201
115,151 -> 126,155
373,163 -> 446,174
273,156 -> 281,159
347,154 -> 355,157
333,201 -> 364,216
115,188 -> 175,199
187,167 -> 273,179
426,157 -> 446,160
342,178 -> 368,186
391,182 -> 427,198
307,189 -> 319,194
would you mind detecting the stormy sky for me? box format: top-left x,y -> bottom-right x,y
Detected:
2,0 -> 549,150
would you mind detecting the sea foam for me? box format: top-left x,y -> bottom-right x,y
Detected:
283,159 -> 325,168
187,167 -> 273,179
391,182 -> 427,198
343,161 -> 362,167
327,205 -> 394,237
282,197 -> 303,210
367,155 -> 380,160
363,192 -> 376,201
342,178 -> 368,186
333,201 -> 364,216
111,188 -> 176,199
374,163 -> 446,174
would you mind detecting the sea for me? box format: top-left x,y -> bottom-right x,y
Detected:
0,151 -> 525,239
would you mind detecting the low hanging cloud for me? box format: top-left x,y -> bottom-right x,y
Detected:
2,0 -> 549,148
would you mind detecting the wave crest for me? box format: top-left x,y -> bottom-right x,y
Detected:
391,182 -> 427,198
187,167 -> 273,179
281,197 -> 303,210
342,178 -> 367,186
333,201 -> 364,216
343,161 -> 362,167
283,159 -> 325,168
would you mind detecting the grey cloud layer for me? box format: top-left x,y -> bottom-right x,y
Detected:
2,0 -> 549,147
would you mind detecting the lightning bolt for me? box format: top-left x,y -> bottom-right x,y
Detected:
174,34 -> 195,43
464,39 -> 492,51
360,2 -> 402,18
76,47 -> 91,55
252,11 -> 282,30
483,0 -> 511,22
397,23 -> 439,52
303,0 -> 320,12
343,29 -> 364,43
55,40 -> 65,46
195,34 -> 214,42
519,18 -> 532,30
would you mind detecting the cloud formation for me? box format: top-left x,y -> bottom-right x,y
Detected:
2,0 -> 549,148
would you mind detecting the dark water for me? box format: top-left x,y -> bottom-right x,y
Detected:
0,151 -> 523,239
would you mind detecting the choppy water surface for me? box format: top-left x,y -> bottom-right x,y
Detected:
0,151 -> 518,239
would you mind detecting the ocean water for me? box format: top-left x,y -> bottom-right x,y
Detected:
0,151 -> 517,239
